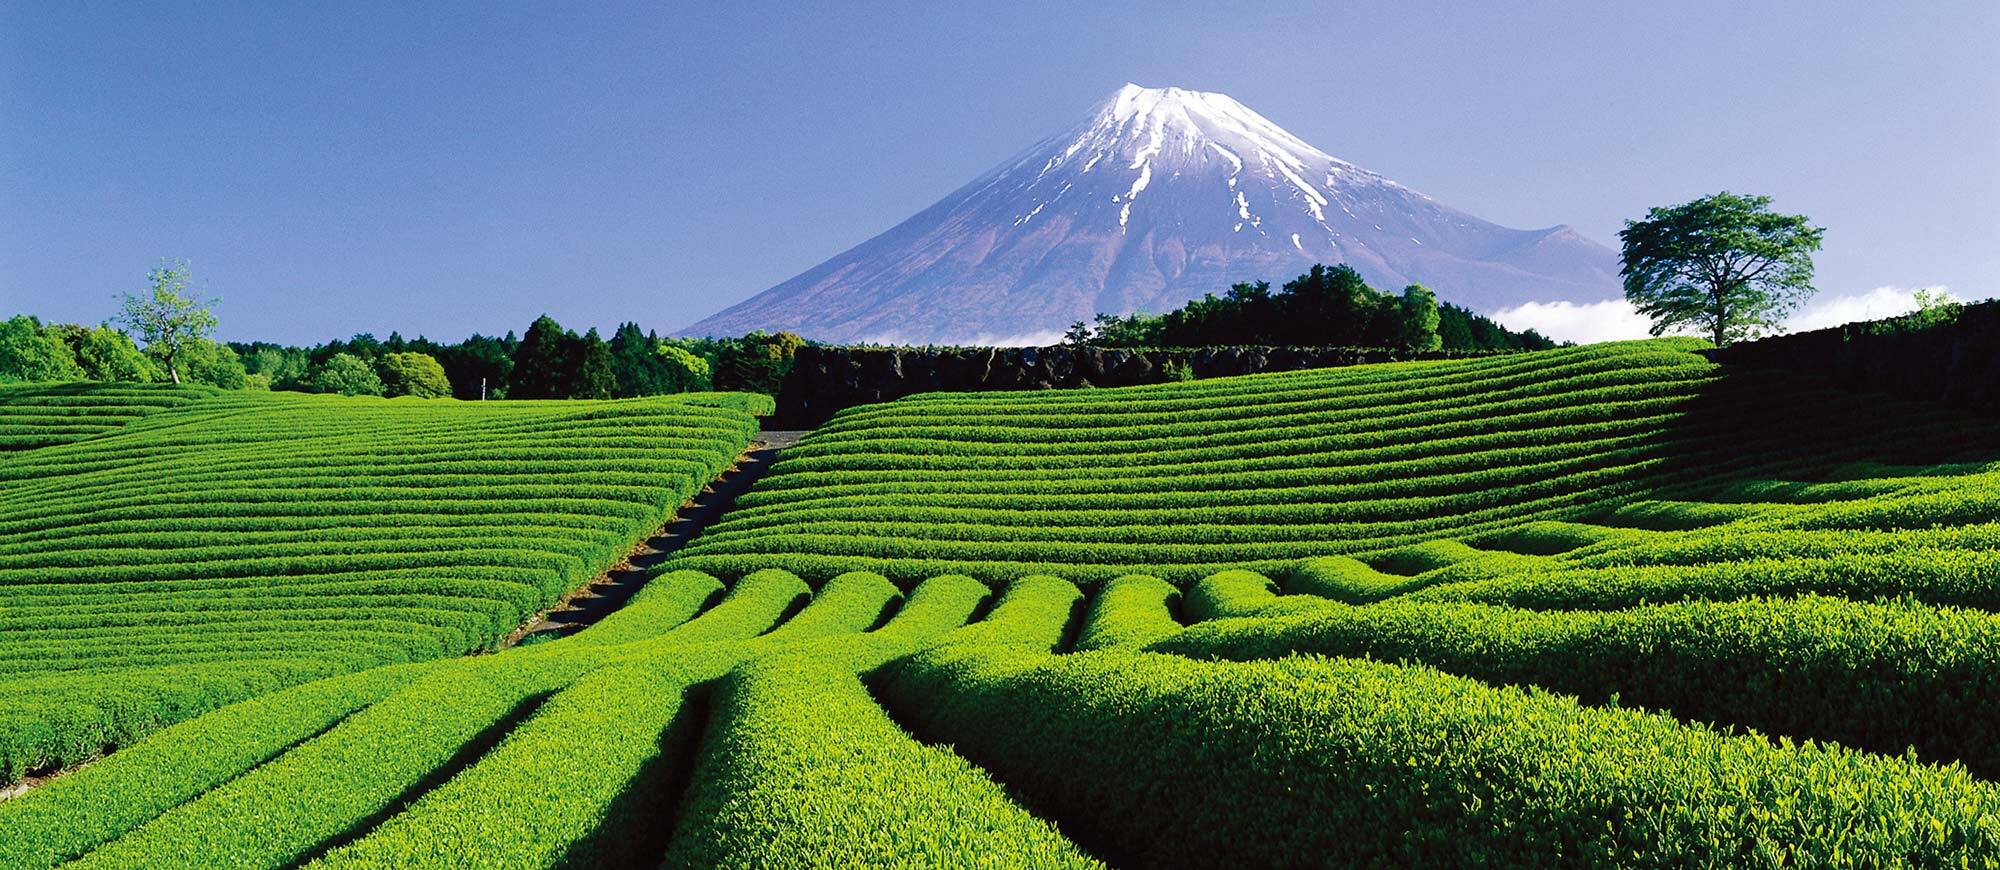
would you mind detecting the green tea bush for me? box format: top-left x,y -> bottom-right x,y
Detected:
878,645 -> 2000,867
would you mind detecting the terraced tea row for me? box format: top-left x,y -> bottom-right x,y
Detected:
669,339 -> 2000,585
9,569 -> 1996,868
0,389 -> 764,782
0,383 -> 220,451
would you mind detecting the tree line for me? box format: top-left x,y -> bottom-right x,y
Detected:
231,319 -> 803,399
1073,263 -> 1558,351
0,260 -> 804,399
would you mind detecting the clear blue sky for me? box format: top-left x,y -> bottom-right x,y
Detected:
4,1 -> 1995,344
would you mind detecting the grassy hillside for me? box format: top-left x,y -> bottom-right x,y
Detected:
669,338 -> 1999,584
7,342 -> 2000,866
0,388 -> 761,782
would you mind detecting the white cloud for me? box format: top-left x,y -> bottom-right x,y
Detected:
1488,285 -> 1977,345
1786,285 -> 1964,332
1487,298 -> 1654,345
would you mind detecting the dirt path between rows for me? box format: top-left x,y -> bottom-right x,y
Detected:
501,430 -> 811,646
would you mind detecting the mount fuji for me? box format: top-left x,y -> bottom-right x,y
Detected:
683,83 -> 1621,344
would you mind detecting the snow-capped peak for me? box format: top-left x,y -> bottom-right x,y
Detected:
680,81 -> 1621,344
1035,83 -> 1389,233
1102,83 -> 1332,167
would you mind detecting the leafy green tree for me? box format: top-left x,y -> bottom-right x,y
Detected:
1397,285 -> 1443,351
509,315 -> 577,399
378,351 -> 452,398
656,343 -> 712,392
309,352 -> 384,396
51,324 -> 162,382
178,339 -> 248,388
116,259 -> 219,384
0,316 -> 86,382
574,329 -> 617,400
1619,192 -> 1825,346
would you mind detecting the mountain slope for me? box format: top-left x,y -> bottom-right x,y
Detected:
685,83 -> 1620,344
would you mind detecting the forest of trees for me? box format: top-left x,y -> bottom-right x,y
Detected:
228,319 -> 802,400
1079,263 -> 1558,352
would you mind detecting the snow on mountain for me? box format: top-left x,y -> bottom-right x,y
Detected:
683,83 -> 1622,344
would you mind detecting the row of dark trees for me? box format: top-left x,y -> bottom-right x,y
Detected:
231,318 -> 801,400
1078,264 -> 1558,351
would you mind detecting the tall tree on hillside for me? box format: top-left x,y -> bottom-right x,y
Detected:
1619,192 -> 1824,346
608,322 -> 671,397
509,315 -> 577,399
116,259 -> 219,384
574,329 -> 617,400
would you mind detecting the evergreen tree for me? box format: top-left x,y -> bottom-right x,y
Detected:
608,322 -> 671,397
714,331 -> 802,394
575,328 -> 617,400
435,334 -> 514,399
509,315 -> 576,399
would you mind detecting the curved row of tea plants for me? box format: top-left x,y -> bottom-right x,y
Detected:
669,339 -> 2000,585
18,568 -> 1999,869
0,382 -> 220,451
0,388 -> 761,782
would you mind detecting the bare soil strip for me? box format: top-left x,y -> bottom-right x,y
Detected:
501,430 -> 809,647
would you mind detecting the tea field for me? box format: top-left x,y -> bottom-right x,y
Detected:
5,339 -> 2000,867
0,387 -> 766,783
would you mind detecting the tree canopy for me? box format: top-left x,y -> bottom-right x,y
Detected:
1619,192 -> 1824,346
0,316 -> 87,383
309,352 -> 384,396
116,259 -> 219,384
379,352 -> 452,398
